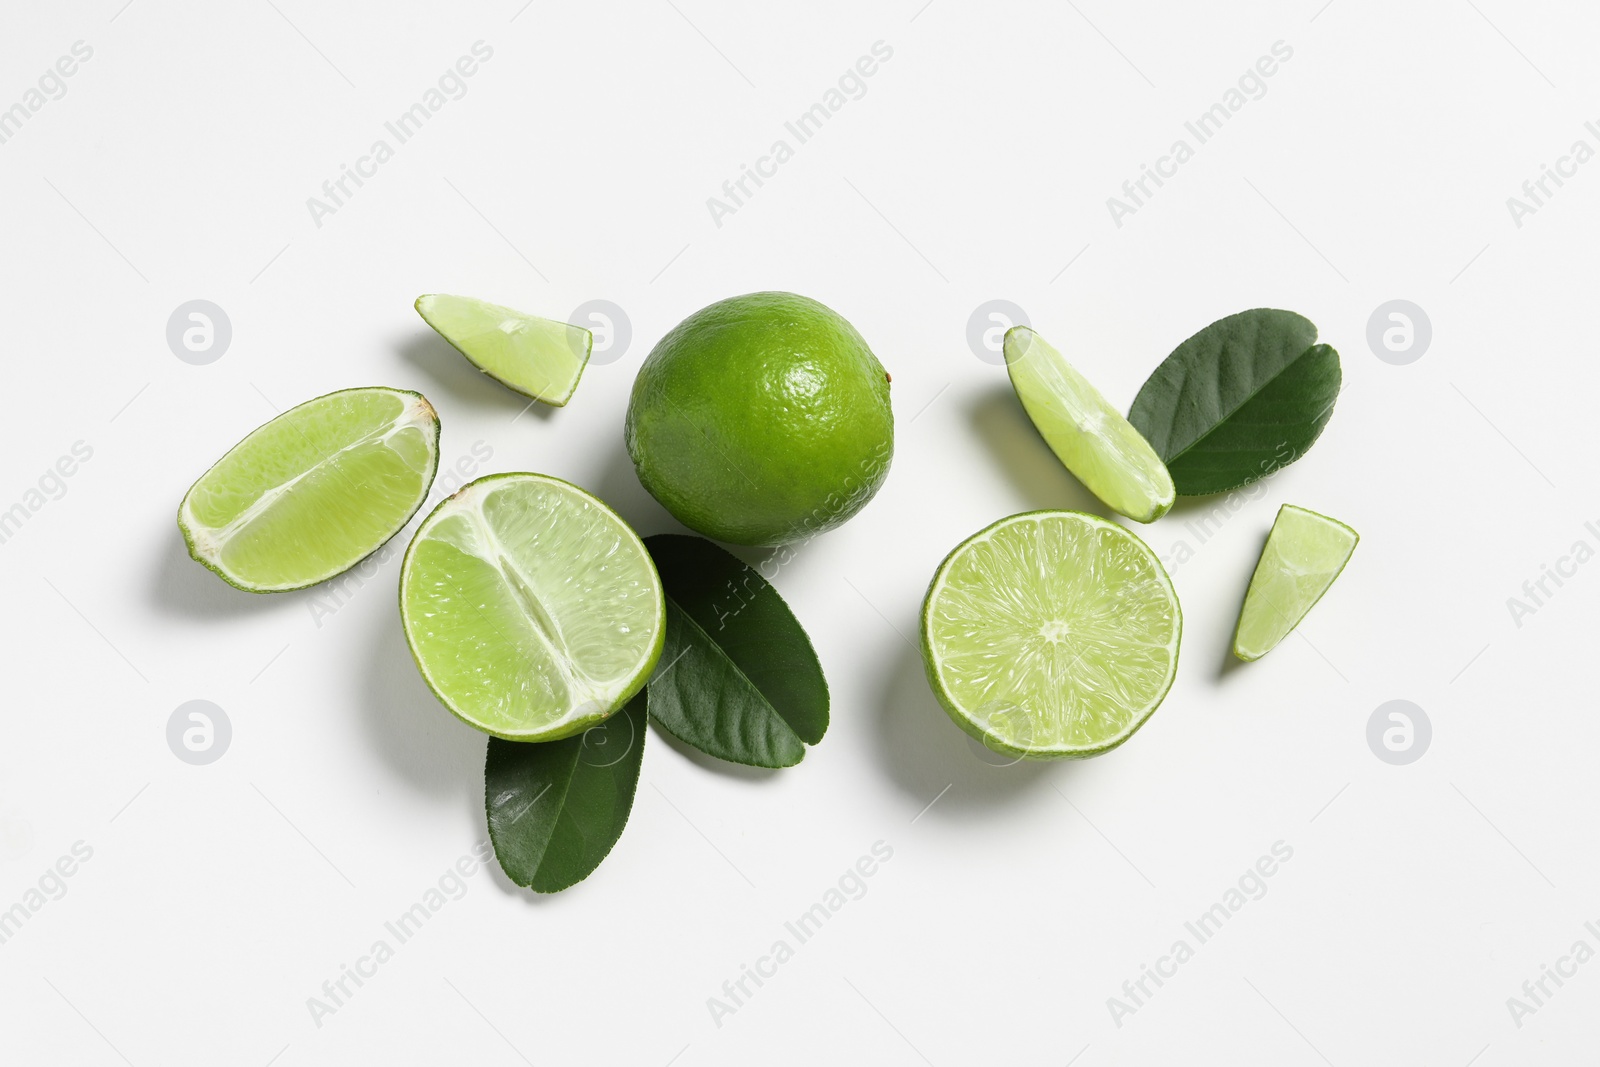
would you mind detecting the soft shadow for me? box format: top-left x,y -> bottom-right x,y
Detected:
719,543 -> 780,574
967,384 -> 1108,515
871,639 -> 1055,817
148,527 -> 305,619
589,438 -> 685,539
356,594 -> 487,806
649,724 -> 782,782
1218,646 -> 1249,681
481,855 -> 563,904
395,331 -> 556,421
1166,492 -> 1229,521
1165,487 -> 1261,522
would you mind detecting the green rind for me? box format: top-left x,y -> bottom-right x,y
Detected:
623,291 -> 894,546
176,386 -> 441,594
414,295 -> 593,407
1001,326 -> 1175,524
397,472 -> 666,742
919,510 -> 1182,761
1231,504 -> 1359,661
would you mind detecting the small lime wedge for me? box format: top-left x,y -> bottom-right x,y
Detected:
179,387 -> 440,592
415,294 -> 592,406
921,511 -> 1181,759
1003,326 -> 1175,523
400,473 -> 665,741
1233,504 -> 1358,661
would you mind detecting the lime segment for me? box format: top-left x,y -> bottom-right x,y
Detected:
921,511 -> 1181,759
1233,504 -> 1357,661
179,387 -> 440,592
400,473 -> 665,741
1003,326 -> 1174,523
415,294 -> 592,406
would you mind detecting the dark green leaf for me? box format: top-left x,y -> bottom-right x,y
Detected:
484,692 -> 645,893
1127,309 -> 1342,496
644,534 -> 828,768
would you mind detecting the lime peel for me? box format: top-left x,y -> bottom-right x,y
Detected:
178,386 -> 440,593
624,291 -> 893,546
1003,326 -> 1175,523
415,294 -> 592,407
1232,504 -> 1358,661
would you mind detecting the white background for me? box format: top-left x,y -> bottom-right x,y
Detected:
0,0 -> 1594,1063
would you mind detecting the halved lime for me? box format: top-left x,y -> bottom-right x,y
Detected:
179,387 -> 440,592
415,294 -> 592,406
400,473 -> 665,741
1233,504 -> 1358,661
921,511 -> 1181,759
1003,326 -> 1174,523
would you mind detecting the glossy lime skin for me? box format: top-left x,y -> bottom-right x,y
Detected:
625,292 -> 894,546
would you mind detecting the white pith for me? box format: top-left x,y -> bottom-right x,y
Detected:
400,475 -> 664,738
179,391 -> 438,589
1004,328 -> 1175,523
1234,505 -> 1357,659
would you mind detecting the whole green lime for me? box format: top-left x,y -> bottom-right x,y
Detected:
625,292 -> 894,546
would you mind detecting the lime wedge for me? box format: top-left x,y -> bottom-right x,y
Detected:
400,473 -> 665,741
1233,504 -> 1357,661
1003,326 -> 1175,523
921,510 -> 1181,759
415,294 -> 592,406
179,387 -> 440,592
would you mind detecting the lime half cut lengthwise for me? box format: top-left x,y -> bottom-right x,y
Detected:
1233,504 -> 1358,661
415,294 -> 592,406
178,387 -> 440,593
400,473 -> 666,742
1003,326 -> 1175,523
921,511 -> 1181,760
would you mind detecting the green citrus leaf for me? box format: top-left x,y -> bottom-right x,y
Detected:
1127,309 -> 1341,496
484,692 -> 645,893
643,534 -> 828,768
